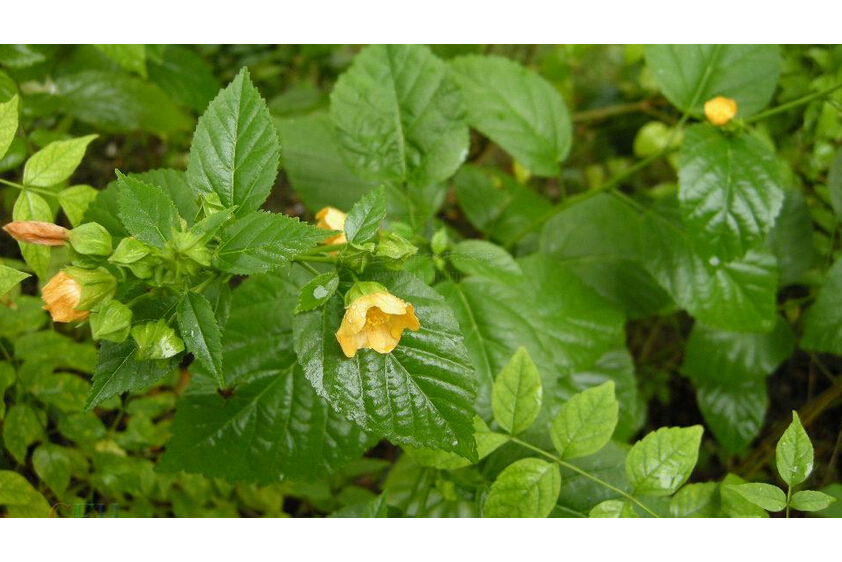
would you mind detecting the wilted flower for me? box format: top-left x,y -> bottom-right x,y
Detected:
3,221 -> 69,246
704,96 -> 738,126
336,284 -> 420,358
41,271 -> 88,322
315,207 -> 347,245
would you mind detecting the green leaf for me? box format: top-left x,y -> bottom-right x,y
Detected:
187,68 -> 280,216
449,240 -> 523,285
828,148 -> 842,222
767,189 -> 813,286
644,45 -> 781,118
214,211 -> 328,275
551,381 -> 618,460
0,470 -> 51,517
295,271 -> 340,314
670,482 -> 720,517
2,404 -> 44,463
58,184 -> 99,227
344,185 -> 386,245
31,372 -> 90,413
115,172 -> 181,247
147,45 -> 220,112
678,125 -> 784,261
32,444 -> 72,496
589,499 -> 638,518
484,458 -> 561,518
131,169 -> 199,227
450,55 -> 572,176
719,473 -> 769,518
789,490 -> 837,513
14,331 -> 96,373
694,379 -> 767,455
12,190 -> 53,279
0,264 -> 28,297
294,270 -> 478,460
132,319 -> 184,360
0,45 -> 50,68
802,258 -> 842,355
330,44 -> 468,186
491,347 -> 542,435
95,44 -> 147,77
403,417 -> 508,470
178,292 -> 224,388
775,411 -> 813,487
23,134 -> 97,188
728,483 -> 787,512
626,426 -> 704,496
0,94 -> 18,160
85,340 -> 176,410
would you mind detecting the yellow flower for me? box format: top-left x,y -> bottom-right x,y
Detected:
704,96 -> 738,126
315,207 -> 347,245
3,221 -> 69,246
41,271 -> 88,323
336,291 -> 420,358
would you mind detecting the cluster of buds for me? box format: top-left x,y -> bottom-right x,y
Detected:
704,95 -> 738,126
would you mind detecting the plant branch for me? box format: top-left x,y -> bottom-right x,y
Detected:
746,81 -> 842,123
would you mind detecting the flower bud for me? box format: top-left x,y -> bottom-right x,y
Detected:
3,221 -> 69,246
90,300 -> 132,343
131,319 -> 184,360
63,266 -> 117,311
375,232 -> 417,269
704,96 -> 738,126
109,237 -> 156,279
68,222 -> 112,256
315,207 -> 347,245
41,271 -> 88,322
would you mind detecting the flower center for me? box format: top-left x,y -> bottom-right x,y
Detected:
365,307 -> 390,328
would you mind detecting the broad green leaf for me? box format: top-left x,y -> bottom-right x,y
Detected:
775,411 -> 813,487
187,68 -> 280,216
450,55 -> 572,176
449,240 -> 523,285
491,347 -> 542,435
644,45 -> 781,118
789,490 -> 836,513
12,190 -> 53,279
30,372 -> 90,413
58,184 -> 98,227
32,444 -> 72,496
147,45 -> 220,112
814,485 -> 842,518
115,172 -> 181,247
801,259 -> 842,355
626,426 -> 704,496
540,193 -> 671,318
0,94 -> 18,160
0,264 -> 28,297
83,180 -> 129,238
57,412 -> 107,445
2,404 -> 44,463
0,45 -> 51,68
589,499 -> 638,518
23,134 -> 97,188
555,442 -> 630,515
719,473 -> 768,518
131,169 -> 199,227
551,381 -> 618,460
728,483 -> 786,512
54,70 -> 191,134
213,211 -> 328,275
484,458 -> 561,518
14,331 -> 96,373
678,125 -> 784,261
85,340 -> 176,410
178,292 -> 224,388
295,271 -> 340,314
95,44 -> 147,77
403,417 -> 508,470
294,270 -> 478,460
670,482 -> 720,517
694,379 -> 767,455
344,185 -> 386,245
0,470 -> 51,517
330,44 -> 468,186
767,189 -> 813,286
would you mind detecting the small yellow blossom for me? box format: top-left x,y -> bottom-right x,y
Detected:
315,207 -> 347,245
704,96 -> 738,126
41,271 -> 88,322
336,291 -> 420,358
3,221 -> 70,246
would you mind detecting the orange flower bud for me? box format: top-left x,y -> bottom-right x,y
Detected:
704,96 -> 738,126
336,290 -> 420,358
3,221 -> 70,246
315,207 -> 347,245
41,271 -> 88,322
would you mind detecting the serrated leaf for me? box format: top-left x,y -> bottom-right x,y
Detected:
294,270 -> 478,460
450,55 -> 572,176
0,470 -> 51,517
214,211 -> 327,275
0,264 -> 29,297
729,483 -> 786,512
449,240 -> 523,285
491,347 -> 542,435
344,185 -> 386,245
644,45 -> 781,118
178,292 -> 224,388
670,482 -> 720,517
23,134 -> 97,188
131,169 -> 199,227
115,172 -> 181,247
57,184 -> 98,227
589,499 -> 638,518
187,68 -> 280,216
551,381 -> 618,460
95,44 -> 147,77
626,426 -> 704,496
85,340 -> 176,410
295,271 -> 339,313
484,458 -> 561,518
802,258 -> 842,355
2,404 -> 44,463
678,125 -> 785,261
12,190 -> 52,279
776,411 -> 813,487
330,44 -> 468,186
789,490 -> 836,512
0,94 -> 18,160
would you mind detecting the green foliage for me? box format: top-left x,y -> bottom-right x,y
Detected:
551,381 -> 618,460
625,426 -> 704,496
491,347 -> 542,435
484,458 -> 561,517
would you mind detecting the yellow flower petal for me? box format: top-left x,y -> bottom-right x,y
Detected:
336,291 -> 420,358
41,271 -> 88,323
315,207 -> 347,245
704,96 -> 738,126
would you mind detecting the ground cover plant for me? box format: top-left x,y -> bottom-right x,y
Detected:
0,44 -> 840,518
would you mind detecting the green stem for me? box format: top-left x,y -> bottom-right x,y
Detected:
0,178 -> 57,198
510,437 -> 660,518
786,486 -> 792,518
295,261 -> 320,276
294,255 -> 337,264
746,81 -> 842,124
190,273 -> 218,294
